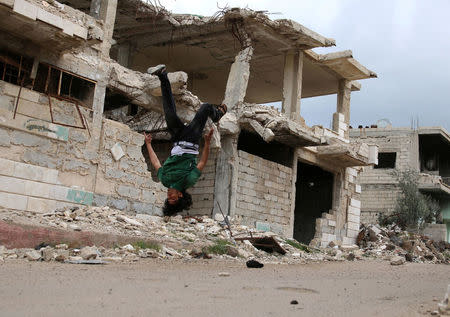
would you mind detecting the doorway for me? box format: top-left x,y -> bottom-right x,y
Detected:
293,162 -> 334,244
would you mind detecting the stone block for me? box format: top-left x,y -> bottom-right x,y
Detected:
141,190 -> 156,204
92,194 -> 107,207
27,197 -> 56,213
347,221 -> 360,231
347,229 -> 359,239
49,185 -> 69,201
13,0 -> 37,20
2,82 -> 20,96
117,185 -> 140,200
11,131 -> 48,147
0,192 -> 28,210
37,8 -> 63,29
355,184 -> 362,193
0,175 -> 26,194
110,142 -> 124,161
131,202 -> 160,215
24,180 -> 51,198
0,157 -> 14,176
108,198 -> 128,211
348,213 -> 360,224
350,198 -> 361,208
0,95 -> 15,112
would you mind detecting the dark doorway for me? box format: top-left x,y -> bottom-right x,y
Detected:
293,162 -> 334,244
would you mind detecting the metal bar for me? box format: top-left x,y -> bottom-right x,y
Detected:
13,77 -> 24,119
82,113 -> 91,138
17,56 -> 22,85
57,70 -> 62,96
216,201 -> 233,237
68,76 -> 73,97
47,94 -> 54,123
44,65 -> 51,93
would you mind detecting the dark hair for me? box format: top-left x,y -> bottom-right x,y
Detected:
162,191 -> 192,216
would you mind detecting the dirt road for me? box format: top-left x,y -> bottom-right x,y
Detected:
0,260 -> 448,317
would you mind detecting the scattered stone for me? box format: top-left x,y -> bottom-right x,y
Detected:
80,246 -> 99,260
116,215 -> 143,227
41,247 -> 55,262
290,300 -> 298,305
25,250 -> 41,261
346,253 -> 355,261
55,250 -> 70,262
390,255 -> 405,266
121,244 -> 135,252
55,244 -> 68,250
430,311 -> 439,315
218,272 -> 230,277
405,253 -> 413,262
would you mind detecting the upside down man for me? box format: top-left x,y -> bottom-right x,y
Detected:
144,65 -> 227,216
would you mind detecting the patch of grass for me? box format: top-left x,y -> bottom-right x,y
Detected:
285,239 -> 311,253
204,239 -> 231,255
132,241 -> 161,251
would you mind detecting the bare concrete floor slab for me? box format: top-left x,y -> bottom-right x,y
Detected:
0,260 -> 448,317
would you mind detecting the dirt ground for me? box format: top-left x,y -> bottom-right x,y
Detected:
0,260 -> 448,317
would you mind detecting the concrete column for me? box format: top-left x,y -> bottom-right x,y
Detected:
288,149 -> 299,238
281,50 -> 304,121
117,42 -> 131,67
212,136 -> 239,217
335,79 -> 352,127
222,46 -> 253,110
89,0 -> 102,19
90,0 -> 118,58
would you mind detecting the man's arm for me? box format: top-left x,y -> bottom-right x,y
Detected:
197,129 -> 213,171
144,132 -> 162,171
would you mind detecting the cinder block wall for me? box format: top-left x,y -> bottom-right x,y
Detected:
234,150 -> 292,235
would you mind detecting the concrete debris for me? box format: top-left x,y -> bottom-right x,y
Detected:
357,223 -> 450,264
1,207 -> 448,266
25,250 -> 41,261
390,255 -> 406,266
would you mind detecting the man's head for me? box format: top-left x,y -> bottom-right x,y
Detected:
162,189 -> 192,216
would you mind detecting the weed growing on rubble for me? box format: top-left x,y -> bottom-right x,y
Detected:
285,239 -> 311,253
379,170 -> 440,230
132,241 -> 161,251
205,239 -> 231,255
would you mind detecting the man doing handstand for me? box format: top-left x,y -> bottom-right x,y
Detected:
144,65 -> 227,216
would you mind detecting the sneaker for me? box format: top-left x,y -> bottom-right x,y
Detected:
147,64 -> 166,76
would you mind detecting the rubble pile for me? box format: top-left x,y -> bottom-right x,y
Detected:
0,206 -> 334,264
1,207 -> 449,265
357,223 -> 450,264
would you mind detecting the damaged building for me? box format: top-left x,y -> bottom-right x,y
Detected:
0,0 -> 378,247
351,126 -> 450,243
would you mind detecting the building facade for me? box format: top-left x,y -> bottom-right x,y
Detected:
0,0 -> 377,247
351,127 -> 450,242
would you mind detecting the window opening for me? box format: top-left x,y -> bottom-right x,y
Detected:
375,152 -> 396,169
238,130 -> 293,167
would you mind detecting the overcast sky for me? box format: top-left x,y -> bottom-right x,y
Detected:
160,0 -> 450,131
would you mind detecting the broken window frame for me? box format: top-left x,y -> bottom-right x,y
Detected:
375,152 -> 397,169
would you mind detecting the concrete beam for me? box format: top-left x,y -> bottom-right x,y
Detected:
281,50 -> 303,121
222,46 -> 253,110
